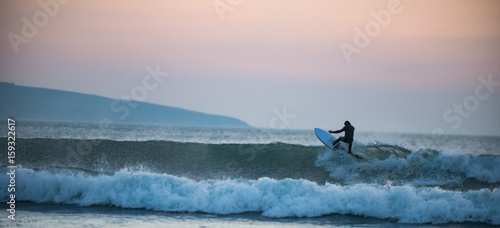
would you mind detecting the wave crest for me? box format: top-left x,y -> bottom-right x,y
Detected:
0,168 -> 498,225
315,144 -> 500,189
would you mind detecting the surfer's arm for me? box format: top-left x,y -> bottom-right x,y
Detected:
328,127 -> 344,134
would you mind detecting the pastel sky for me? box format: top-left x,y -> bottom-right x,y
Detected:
1,0 -> 499,135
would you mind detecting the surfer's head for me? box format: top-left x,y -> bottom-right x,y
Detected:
344,121 -> 351,126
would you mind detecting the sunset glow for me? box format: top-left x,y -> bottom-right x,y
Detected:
1,0 -> 499,135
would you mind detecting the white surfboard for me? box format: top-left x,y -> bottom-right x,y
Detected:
314,128 -> 362,159
314,128 -> 336,150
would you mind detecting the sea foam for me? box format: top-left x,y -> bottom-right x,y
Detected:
1,168 -> 498,225
315,146 -> 500,187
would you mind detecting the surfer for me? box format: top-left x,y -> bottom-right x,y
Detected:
329,121 -> 355,154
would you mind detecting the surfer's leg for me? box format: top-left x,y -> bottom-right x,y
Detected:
333,138 -> 341,147
348,142 -> 352,154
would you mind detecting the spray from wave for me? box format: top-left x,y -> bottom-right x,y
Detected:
4,138 -> 500,189
315,143 -> 500,190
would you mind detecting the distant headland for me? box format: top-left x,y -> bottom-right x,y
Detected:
0,82 -> 250,128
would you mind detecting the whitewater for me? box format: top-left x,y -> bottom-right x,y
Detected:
1,121 -> 499,227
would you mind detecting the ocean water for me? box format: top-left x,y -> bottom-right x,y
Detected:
1,121 -> 499,227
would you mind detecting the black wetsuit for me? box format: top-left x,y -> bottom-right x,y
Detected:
334,125 -> 355,153
342,125 -> 355,143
